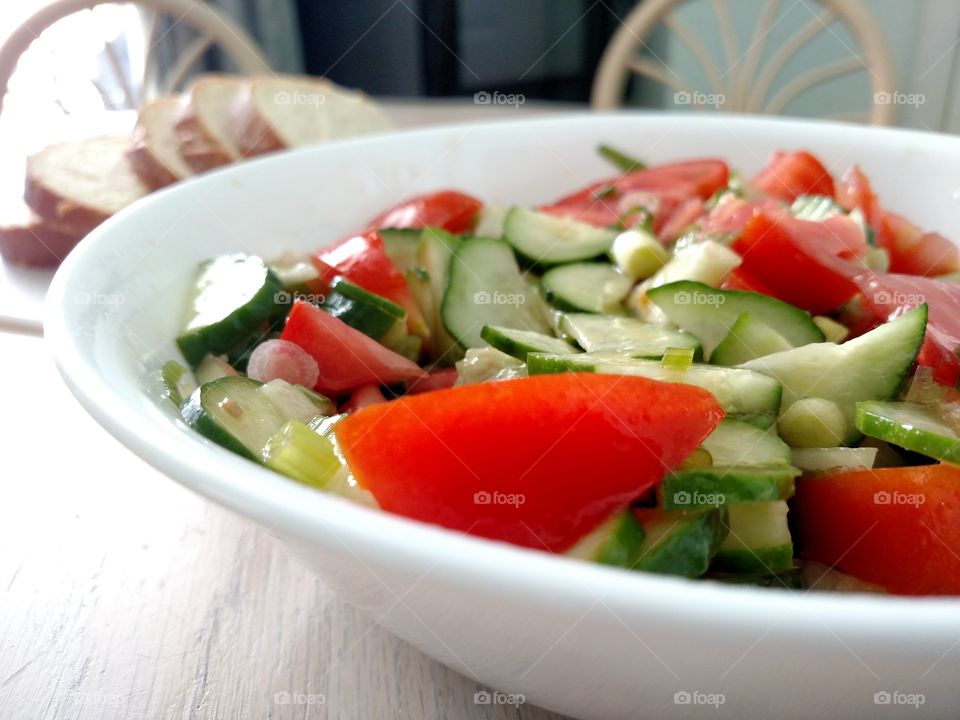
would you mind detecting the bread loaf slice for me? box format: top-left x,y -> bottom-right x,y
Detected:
229,75 -> 390,157
0,200 -> 85,266
24,135 -> 149,235
175,74 -> 245,172
128,96 -> 195,189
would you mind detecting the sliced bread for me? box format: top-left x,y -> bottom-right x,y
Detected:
175,74 -> 245,172
25,135 -> 149,235
128,95 -> 195,189
0,200 -> 85,266
229,74 -> 391,157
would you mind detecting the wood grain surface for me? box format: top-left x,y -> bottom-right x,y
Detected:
0,332 -> 567,719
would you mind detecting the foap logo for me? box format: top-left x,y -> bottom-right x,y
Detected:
474,490 -> 525,508
673,490 -> 725,507
674,290 -> 725,307
274,691 -> 326,706
273,90 -> 326,107
74,291 -> 125,306
873,290 -> 925,305
474,90 -> 526,107
473,290 -> 526,307
473,689 -> 526,706
673,690 -> 726,707
874,690 -> 925,708
874,91 -> 926,108
874,490 -> 925,507
674,90 -> 726,108
274,290 -> 326,305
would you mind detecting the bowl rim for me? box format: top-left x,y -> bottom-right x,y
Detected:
46,112 -> 960,642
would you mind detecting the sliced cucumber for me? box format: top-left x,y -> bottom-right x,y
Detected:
741,306 -> 928,444
646,280 -> 824,359
159,360 -> 194,408
777,397 -> 847,448
176,254 -> 283,368
566,510 -> 647,568
699,418 -> 792,468
559,313 -> 701,359
480,325 -> 575,361
262,420 -> 343,489
323,277 -> 406,341
713,501 -> 794,575
610,229 -> 668,280
503,207 -> 617,267
194,354 -> 238,385
541,262 -> 633,313
632,508 -> 728,578
417,227 -> 465,365
855,400 -> 960,464
269,253 -> 320,291
791,446 -> 878,473
710,313 -> 794,366
527,352 -> 782,418
454,347 -> 526,385
442,237 -> 550,349
813,315 -> 850,344
473,204 -> 508,238
661,466 -> 798,510
379,227 -> 424,274
181,377 -> 334,462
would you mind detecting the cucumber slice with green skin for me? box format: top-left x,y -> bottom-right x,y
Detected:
454,347 -> 526,385
740,306 -> 928,445
503,207 -> 617,267
566,510 -> 647,568
646,280 -> 824,360
159,360 -> 195,408
417,227 -> 465,364
710,313 -> 794,366
699,418 -> 792,467
713,501 -> 794,574
322,277 -> 406,341
855,400 -> 960,463
181,377 -> 335,462
661,466 -> 798,510
541,262 -> 633,314
791,446 -> 878,473
194,354 -> 238,385
480,325 -> 575,361
527,352 -> 782,418
176,254 -> 283,368
442,237 -> 550,349
379,227 -> 424,274
632,508 -> 728,578
559,313 -> 701,358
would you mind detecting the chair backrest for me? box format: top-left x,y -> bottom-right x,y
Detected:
592,0 -> 896,125
0,0 -> 271,114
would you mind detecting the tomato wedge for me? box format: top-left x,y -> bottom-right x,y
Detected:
337,374 -> 724,551
752,150 -> 835,202
309,230 -> 427,338
792,465 -> 960,595
541,160 -> 729,234
280,300 -> 425,396
367,190 -> 483,235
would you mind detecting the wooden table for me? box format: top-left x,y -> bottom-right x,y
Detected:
0,102 -> 573,720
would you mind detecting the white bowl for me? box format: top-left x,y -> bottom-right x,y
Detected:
47,114 -> 960,720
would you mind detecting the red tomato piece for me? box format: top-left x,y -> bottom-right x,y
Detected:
752,150 -> 835,202
309,230 -> 427,338
720,266 -> 777,295
792,465 -> 960,595
336,374 -> 724,552
406,369 -> 458,394
280,301 -> 425,396
879,212 -> 960,277
367,190 -> 484,235
699,197 -> 783,235
658,197 -> 706,242
341,384 -> 388,414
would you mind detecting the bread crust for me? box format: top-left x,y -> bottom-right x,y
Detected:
228,80 -> 286,157
23,160 -> 109,235
0,220 -> 84,266
127,123 -> 179,190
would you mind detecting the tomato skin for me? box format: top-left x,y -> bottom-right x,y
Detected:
732,213 -> 864,314
752,150 -> 835,202
280,301 -> 425,396
541,160 -> 729,233
720,266 -> 776,295
368,190 -> 484,235
337,374 -> 724,552
406,368 -> 458,394
792,465 -> 960,595
309,230 -> 427,338
340,384 -> 388,414
658,197 -> 706,242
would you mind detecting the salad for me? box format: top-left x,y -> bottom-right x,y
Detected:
161,146 -> 960,596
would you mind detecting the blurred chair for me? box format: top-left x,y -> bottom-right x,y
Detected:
0,0 -> 271,114
592,0 -> 896,124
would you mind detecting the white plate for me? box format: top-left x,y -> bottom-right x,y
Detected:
46,113 -> 960,720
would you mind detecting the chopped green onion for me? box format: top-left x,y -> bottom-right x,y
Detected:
661,346 -> 696,372
597,144 -> 646,173
611,228 -> 668,280
160,360 -> 194,408
262,420 -> 343,489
